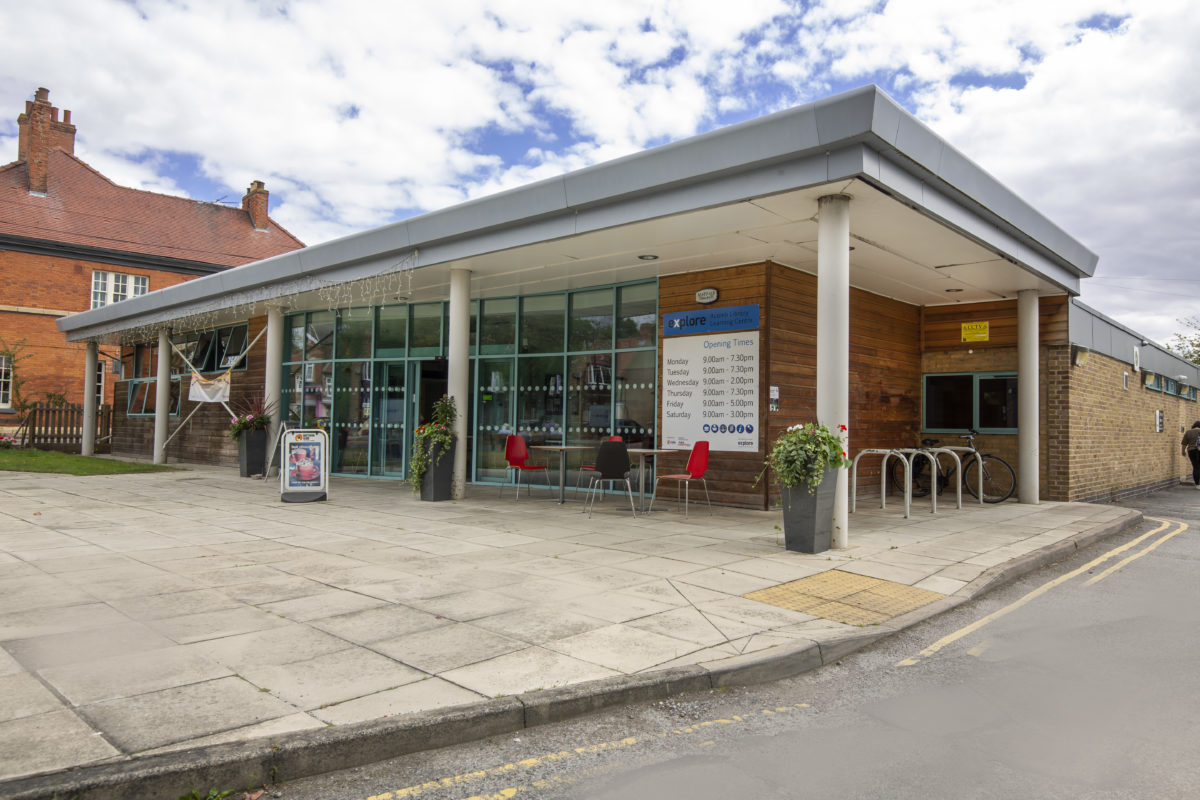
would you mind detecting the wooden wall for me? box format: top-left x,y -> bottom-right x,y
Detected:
922,296 -> 1069,351
112,316 -> 266,466
658,262 -> 922,510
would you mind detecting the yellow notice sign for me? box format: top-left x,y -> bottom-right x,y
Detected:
961,321 -> 990,342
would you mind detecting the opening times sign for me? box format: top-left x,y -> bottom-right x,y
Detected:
662,330 -> 759,452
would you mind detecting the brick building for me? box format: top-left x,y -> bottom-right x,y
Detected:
57,86 -> 1197,526
0,87 -> 304,427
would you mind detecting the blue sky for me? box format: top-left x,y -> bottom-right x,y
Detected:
1,0 -> 1198,346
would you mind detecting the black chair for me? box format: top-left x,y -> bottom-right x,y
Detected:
583,440 -> 638,518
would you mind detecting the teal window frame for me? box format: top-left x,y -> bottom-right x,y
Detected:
1143,372 -> 1198,401
172,324 -> 250,375
922,371 -> 1018,434
277,279 -> 658,481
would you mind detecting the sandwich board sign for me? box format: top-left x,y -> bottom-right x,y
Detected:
281,429 -> 328,503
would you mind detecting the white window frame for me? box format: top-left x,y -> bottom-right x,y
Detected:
0,354 -> 12,409
91,270 -> 149,309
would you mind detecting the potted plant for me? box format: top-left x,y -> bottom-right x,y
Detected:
410,394 -> 456,500
228,396 -> 274,477
759,421 -> 851,553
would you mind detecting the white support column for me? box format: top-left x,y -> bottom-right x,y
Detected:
153,328 -> 171,465
1018,289 -> 1040,504
264,306 -> 285,466
448,268 -> 472,499
817,194 -> 851,548
81,341 -> 98,457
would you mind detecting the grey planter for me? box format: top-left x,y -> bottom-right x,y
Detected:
780,468 -> 837,554
419,439 -> 455,501
237,428 -> 268,478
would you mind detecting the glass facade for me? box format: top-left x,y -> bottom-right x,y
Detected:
280,281 -> 658,482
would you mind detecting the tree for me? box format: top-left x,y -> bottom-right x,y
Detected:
1170,318 -> 1200,364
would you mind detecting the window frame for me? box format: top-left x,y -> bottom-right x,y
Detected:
91,270 -> 148,309
922,371 -> 1019,434
0,354 -> 12,409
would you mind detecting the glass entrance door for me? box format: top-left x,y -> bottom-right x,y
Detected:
410,360 -> 449,428
372,362 -> 406,476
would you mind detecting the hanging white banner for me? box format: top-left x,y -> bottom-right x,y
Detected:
188,370 -> 231,403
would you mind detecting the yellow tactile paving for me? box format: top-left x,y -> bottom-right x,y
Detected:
744,569 -> 945,626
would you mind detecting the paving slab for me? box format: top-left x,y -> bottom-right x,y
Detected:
0,465 -> 1145,797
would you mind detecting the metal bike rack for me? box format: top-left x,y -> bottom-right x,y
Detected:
891,447 -> 962,514
850,448 -> 910,519
941,445 -> 983,504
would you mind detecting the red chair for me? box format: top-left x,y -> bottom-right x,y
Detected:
501,434 -> 552,499
576,435 -> 623,492
647,441 -> 712,518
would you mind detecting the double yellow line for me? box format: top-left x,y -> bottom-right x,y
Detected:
895,516 -> 1186,667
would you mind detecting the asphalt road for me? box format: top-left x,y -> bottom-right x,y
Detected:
270,486 -> 1200,800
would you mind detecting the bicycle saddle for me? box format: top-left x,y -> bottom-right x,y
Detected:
921,438 -> 939,447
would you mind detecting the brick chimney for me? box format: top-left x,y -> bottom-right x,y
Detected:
17,88 -> 76,195
241,180 -> 270,231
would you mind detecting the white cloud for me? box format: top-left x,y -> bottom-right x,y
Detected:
2,0 -> 1198,347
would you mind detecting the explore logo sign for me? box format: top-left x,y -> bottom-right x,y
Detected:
662,304 -> 759,336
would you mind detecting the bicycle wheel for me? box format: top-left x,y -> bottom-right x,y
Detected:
890,455 -> 931,497
963,454 -> 1015,503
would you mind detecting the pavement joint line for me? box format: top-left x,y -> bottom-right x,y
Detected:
0,473 -> 1146,800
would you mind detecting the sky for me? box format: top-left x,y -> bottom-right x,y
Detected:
1,0 -> 1197,348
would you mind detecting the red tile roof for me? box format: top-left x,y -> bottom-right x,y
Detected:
0,150 -> 304,267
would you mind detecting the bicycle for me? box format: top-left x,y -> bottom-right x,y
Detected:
889,429 -> 1016,503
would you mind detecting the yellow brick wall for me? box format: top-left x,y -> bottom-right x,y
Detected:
1068,348 -> 1194,501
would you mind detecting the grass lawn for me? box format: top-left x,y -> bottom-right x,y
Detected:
0,448 -> 176,476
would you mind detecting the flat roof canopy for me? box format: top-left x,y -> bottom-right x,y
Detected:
60,85 -> 1097,344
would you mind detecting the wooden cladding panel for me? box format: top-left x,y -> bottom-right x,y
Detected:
922,296 -> 1068,350
659,265 -> 770,509
658,263 -> 924,510
113,316 -> 267,465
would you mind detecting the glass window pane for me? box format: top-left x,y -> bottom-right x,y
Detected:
979,375 -> 1018,430
371,362 -> 407,475
127,382 -> 148,414
475,359 -> 514,482
306,312 -> 335,361
617,283 -> 657,348
566,352 -> 612,442
615,350 -> 655,447
303,361 -> 334,428
924,374 -> 973,430
332,361 -> 371,474
469,300 -> 479,357
220,325 -> 247,369
287,315 -> 306,362
520,294 -> 564,353
376,305 -> 407,356
410,303 -> 442,354
481,298 -> 516,355
569,289 -> 613,351
283,365 -> 303,424
516,356 -> 564,445
336,308 -> 373,359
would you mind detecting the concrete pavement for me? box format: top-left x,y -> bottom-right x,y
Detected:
0,466 -> 1140,799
